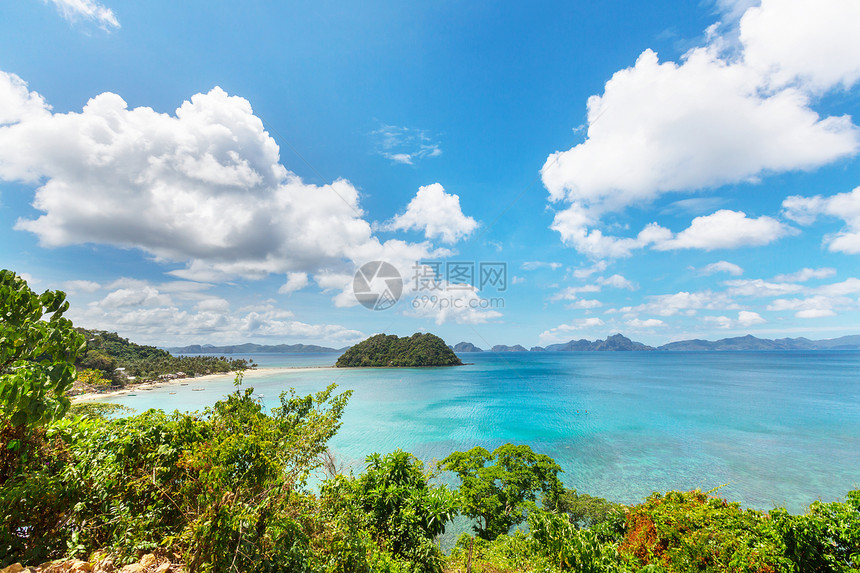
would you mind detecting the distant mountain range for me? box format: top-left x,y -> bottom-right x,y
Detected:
546,334 -> 655,352
491,344 -> 529,352
450,333 -> 860,353
658,334 -> 860,351
167,334 -> 860,355
165,343 -> 342,354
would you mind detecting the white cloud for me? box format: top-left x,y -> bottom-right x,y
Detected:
194,298 -> 230,313
542,1 -> 860,257
571,260 -> 608,279
279,272 -> 309,294
767,296 -> 843,318
626,318 -> 666,328
100,286 -> 172,308
385,183 -> 478,244
0,71 -> 448,302
740,0 -> 860,92
795,308 -> 838,319
815,278 -> 860,296
543,47 -> 857,210
45,0 -> 120,30
704,315 -> 734,328
597,274 -> 636,290
566,298 -> 602,310
551,284 -> 602,301
0,71 -> 50,125
702,310 -> 765,329
773,267 -> 836,282
538,317 -> 605,344
62,279 -> 101,294
68,282 -> 364,345
738,310 -> 766,326
783,187 -> 860,254
624,290 -> 739,317
522,261 -> 562,271
371,124 -> 442,165
656,210 -> 791,250
551,274 -> 634,302
700,261 -> 744,276
406,284 -> 503,325
723,279 -> 804,297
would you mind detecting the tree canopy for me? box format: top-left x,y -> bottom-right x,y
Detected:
442,443 -> 563,540
336,333 -> 463,367
0,270 -> 85,428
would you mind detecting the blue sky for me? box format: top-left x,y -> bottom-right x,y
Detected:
1,0 -> 859,348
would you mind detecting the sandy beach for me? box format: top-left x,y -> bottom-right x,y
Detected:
71,365 -> 336,402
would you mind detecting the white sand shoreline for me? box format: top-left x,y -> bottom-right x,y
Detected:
71,365 -> 336,402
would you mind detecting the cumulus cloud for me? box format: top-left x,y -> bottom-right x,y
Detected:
597,274 -> 636,290
626,318 -> 666,328
522,261 -> 562,271
406,283 -> 503,325
279,272 -> 309,295
737,310 -> 766,326
783,187 -> 860,254
551,284 -> 601,301
385,183 -> 478,244
702,311 -> 764,329
0,70 -> 450,303
622,290 -> 739,317
700,261 -> 744,276
45,0 -> 120,30
542,0 -> 860,257
773,267 -> 836,282
767,296 -> 843,318
740,0 -> 860,92
62,279 -> 101,294
67,281 -> 365,345
551,273 -> 634,302
538,317 -> 605,344
571,260 -> 608,279
656,210 -> 791,250
723,279 -> 804,297
566,299 -> 602,310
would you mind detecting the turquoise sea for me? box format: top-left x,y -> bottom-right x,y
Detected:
103,351 -> 860,513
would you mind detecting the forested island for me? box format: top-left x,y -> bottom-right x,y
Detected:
336,332 -> 463,367
72,329 -> 254,393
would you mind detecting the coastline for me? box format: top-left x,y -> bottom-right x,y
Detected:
70,365 -> 336,403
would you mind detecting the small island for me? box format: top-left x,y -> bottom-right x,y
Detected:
336,333 -> 463,367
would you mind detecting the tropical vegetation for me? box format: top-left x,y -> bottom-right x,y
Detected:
76,328 -> 254,385
336,333 -> 463,368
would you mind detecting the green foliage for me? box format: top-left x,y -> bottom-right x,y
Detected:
75,367 -> 111,388
553,488 -> 626,530
77,350 -> 117,376
441,443 -> 562,540
768,491 -> 860,572
76,328 -> 254,382
528,510 -> 622,572
353,450 -> 457,570
67,401 -> 135,420
0,379 -> 351,570
0,270 -> 86,428
618,489 -> 794,572
335,333 -> 462,368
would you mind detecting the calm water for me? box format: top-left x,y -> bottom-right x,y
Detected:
104,351 -> 860,513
